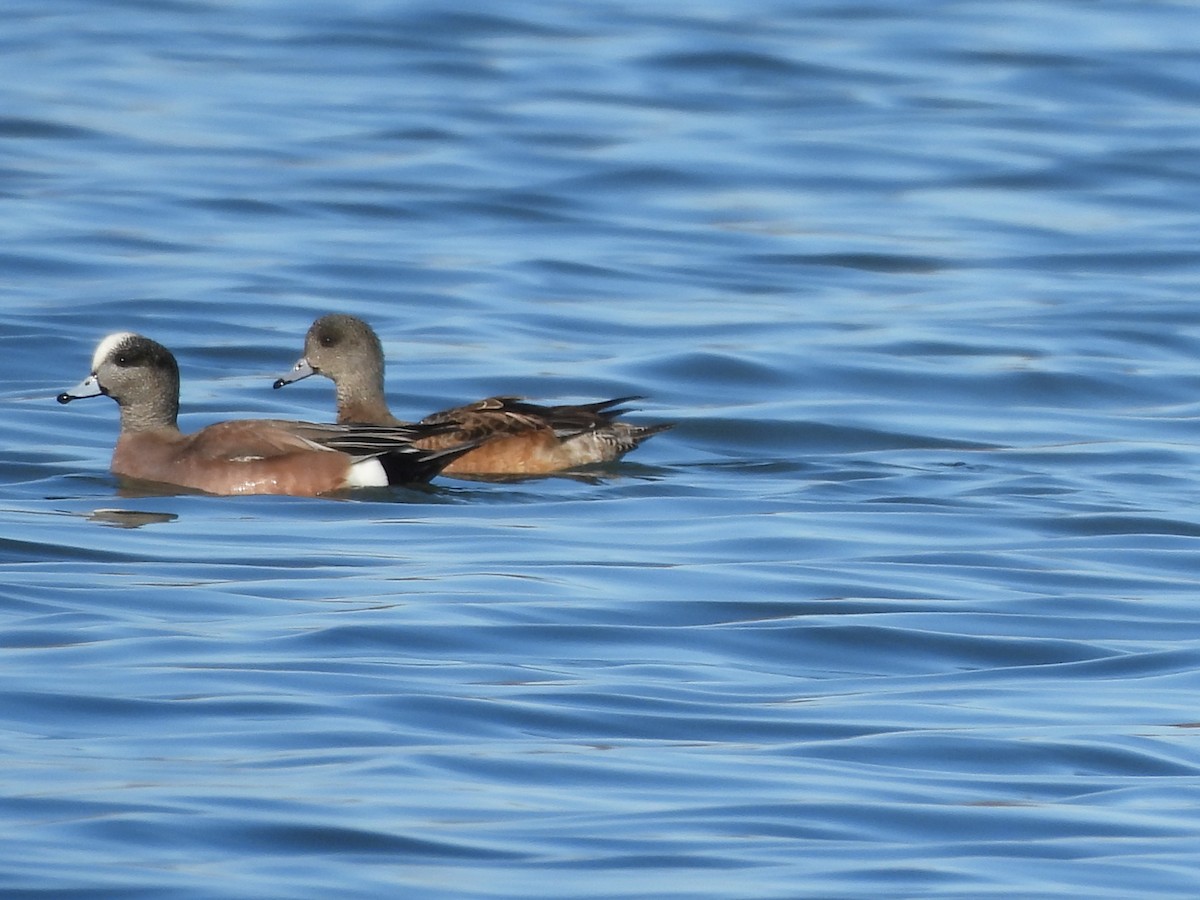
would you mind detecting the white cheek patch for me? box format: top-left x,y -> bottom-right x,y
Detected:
344,457 -> 389,488
93,332 -> 138,370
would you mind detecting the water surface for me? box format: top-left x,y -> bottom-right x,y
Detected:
5,1 -> 1200,897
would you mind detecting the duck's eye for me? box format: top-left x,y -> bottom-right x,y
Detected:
114,354 -> 130,367
320,334 -> 337,347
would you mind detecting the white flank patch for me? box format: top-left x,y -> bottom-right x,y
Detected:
93,332 -> 138,370
344,457 -> 389,488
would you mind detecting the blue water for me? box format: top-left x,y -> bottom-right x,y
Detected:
5,0 -> 1200,896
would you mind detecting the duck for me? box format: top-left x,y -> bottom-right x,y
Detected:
58,332 -> 476,496
273,314 -> 672,477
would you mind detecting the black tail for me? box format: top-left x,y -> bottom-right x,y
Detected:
377,438 -> 484,484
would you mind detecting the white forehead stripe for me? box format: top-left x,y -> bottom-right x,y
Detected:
93,332 -> 138,370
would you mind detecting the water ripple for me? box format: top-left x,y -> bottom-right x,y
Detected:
6,0 -> 1200,897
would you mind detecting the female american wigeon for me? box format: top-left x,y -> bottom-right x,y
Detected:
58,332 -> 476,496
273,314 -> 673,478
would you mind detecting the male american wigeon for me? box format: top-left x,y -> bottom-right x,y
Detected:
58,332 -> 477,496
273,314 -> 673,477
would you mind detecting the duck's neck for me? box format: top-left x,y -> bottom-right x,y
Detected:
334,370 -> 403,425
119,399 -> 180,434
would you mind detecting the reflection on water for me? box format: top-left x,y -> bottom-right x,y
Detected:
5,0 -> 1200,897
85,508 -> 179,529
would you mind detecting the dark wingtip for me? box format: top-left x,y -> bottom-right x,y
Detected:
56,392 -> 74,405
590,396 -> 646,419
